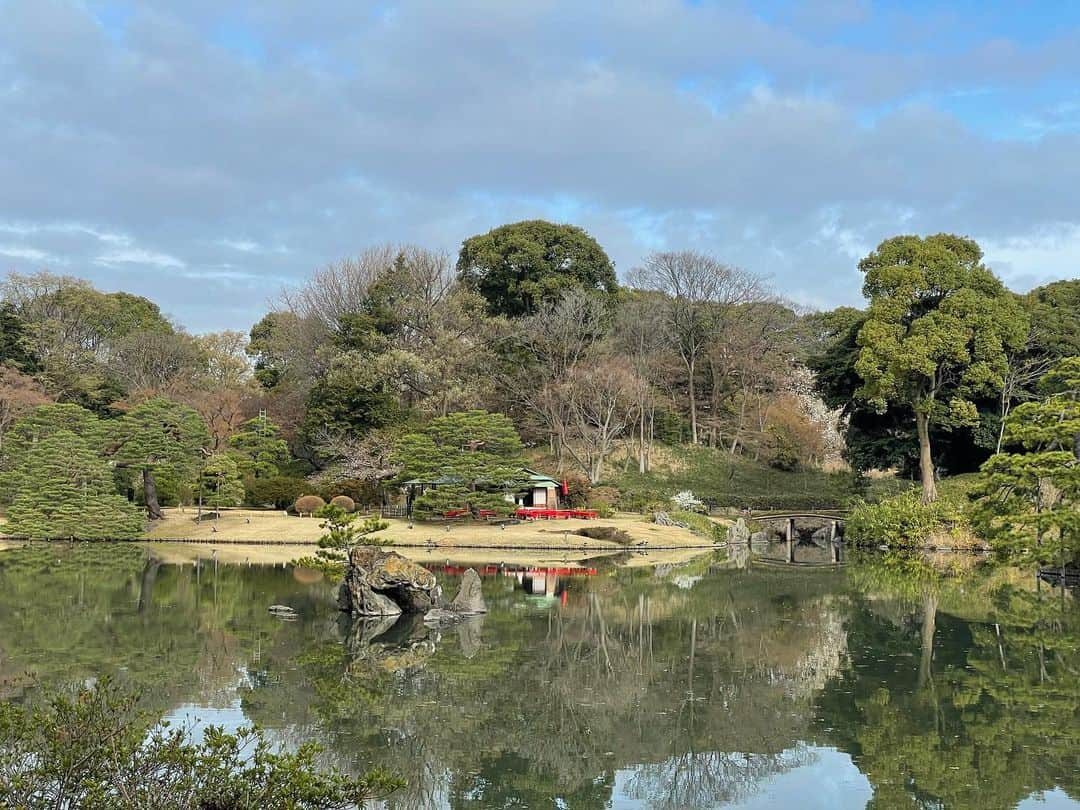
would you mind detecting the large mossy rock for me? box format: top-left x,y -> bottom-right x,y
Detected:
338,546 -> 442,617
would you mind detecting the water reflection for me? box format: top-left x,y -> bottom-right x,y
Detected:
0,542 -> 1076,809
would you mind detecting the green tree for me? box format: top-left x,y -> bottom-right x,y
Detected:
5,429 -> 143,540
457,220 -> 617,318
292,505 -> 389,575
227,415 -> 290,479
109,398 -> 210,520
395,409 -> 525,485
0,403 -> 106,501
974,357 -> 1080,564
197,453 -> 245,512
1024,279 -> 1080,359
855,234 -> 1028,502
0,302 -> 39,371
0,679 -> 402,808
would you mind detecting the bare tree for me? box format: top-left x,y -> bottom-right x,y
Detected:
282,245 -> 397,330
558,357 -> 645,483
613,294 -> 667,472
630,252 -> 768,444
510,290 -> 609,468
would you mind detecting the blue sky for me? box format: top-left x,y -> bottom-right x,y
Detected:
1,0 -> 1079,331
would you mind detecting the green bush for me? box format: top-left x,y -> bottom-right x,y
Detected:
244,475 -> 306,509
0,679 -> 402,808
846,489 -> 966,547
669,510 -> 726,542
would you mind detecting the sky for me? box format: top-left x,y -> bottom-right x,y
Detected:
2,0 -> 1080,332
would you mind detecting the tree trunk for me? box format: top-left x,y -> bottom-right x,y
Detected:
138,557 -> 162,614
688,359 -> 698,445
918,591 -> 938,688
143,467 -> 164,520
638,407 -> 647,474
915,410 -> 937,503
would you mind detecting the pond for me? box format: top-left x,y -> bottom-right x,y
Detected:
0,542 -> 1077,809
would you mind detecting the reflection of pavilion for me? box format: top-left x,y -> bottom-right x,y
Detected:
440,564 -> 598,604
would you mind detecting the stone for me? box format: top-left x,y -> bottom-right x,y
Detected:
653,511 -> 689,529
424,568 -> 487,625
338,546 -> 442,617
727,518 -> 751,545
749,530 -> 769,545
449,569 -> 487,615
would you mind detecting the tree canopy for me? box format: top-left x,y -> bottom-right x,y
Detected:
855,234 -> 1028,501
457,220 -> 618,317
5,428 -> 143,540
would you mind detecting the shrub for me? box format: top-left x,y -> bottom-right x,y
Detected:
846,490 -> 967,547
0,679 -> 402,808
329,495 -> 356,513
294,494 -> 327,516
561,474 -> 592,507
245,476 -> 306,509
671,490 -> 706,513
575,526 -> 632,545
670,510 -> 725,542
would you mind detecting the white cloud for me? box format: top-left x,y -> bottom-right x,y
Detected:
94,248 -> 185,269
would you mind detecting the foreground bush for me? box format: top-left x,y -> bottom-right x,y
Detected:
0,681 -> 402,809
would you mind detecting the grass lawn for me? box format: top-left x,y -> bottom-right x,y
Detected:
602,445 -> 911,511
140,507 -> 711,549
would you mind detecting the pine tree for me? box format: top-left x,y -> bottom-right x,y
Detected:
197,454 -> 245,511
974,357 -> 1080,564
109,398 -> 210,520
6,429 -> 143,540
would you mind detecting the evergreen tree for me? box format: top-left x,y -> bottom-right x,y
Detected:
197,454 -> 245,511
109,398 -> 210,520
226,415 -> 290,480
855,234 -> 1028,502
974,357 -> 1080,564
5,430 -> 143,540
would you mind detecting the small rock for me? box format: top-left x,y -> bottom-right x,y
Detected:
727,518 -> 751,545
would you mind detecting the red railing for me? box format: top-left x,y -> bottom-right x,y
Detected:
515,507 -> 598,520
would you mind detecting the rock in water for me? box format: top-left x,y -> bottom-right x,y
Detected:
749,530 -> 770,545
425,568 -> 487,625
449,569 -> 487,615
727,518 -> 751,545
338,546 -> 442,617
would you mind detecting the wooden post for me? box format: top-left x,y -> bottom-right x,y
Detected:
829,521 -> 837,542
786,518 -> 795,542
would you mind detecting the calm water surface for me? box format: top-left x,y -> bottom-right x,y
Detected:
0,543 -> 1077,809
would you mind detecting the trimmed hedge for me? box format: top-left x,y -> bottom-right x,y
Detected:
294,495 -> 327,516
329,495 -> 356,513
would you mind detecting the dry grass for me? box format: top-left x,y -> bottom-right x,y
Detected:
140,507 -> 708,549
144,542 -> 713,569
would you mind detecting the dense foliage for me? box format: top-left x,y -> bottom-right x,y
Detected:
0,225 -> 1073,543
973,357 -> 1080,565
0,680 -> 402,808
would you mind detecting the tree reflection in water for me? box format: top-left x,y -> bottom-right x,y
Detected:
0,545 -> 1076,809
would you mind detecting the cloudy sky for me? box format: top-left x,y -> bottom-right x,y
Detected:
2,0 -> 1079,332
